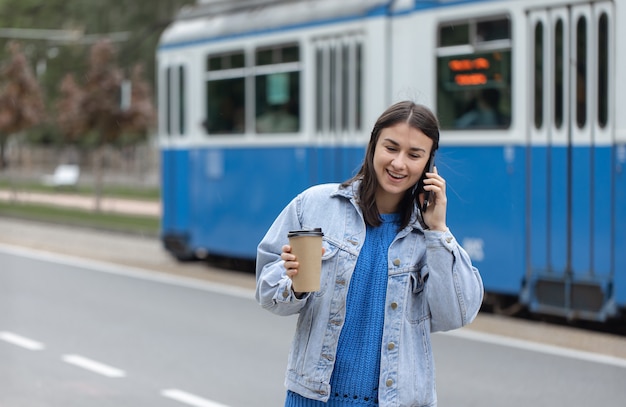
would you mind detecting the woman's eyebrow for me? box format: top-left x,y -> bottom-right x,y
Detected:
382,137 -> 399,146
383,138 -> 427,153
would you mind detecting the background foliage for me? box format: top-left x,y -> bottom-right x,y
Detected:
0,0 -> 196,145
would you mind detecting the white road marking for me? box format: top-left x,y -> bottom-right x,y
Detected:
0,331 -> 45,351
62,354 -> 126,378
161,389 -> 230,407
445,328 -> 626,369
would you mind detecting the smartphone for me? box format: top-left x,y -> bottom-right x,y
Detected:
420,155 -> 436,213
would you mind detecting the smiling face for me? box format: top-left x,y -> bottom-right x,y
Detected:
373,122 -> 433,213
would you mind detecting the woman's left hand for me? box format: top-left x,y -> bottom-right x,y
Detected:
421,166 -> 448,231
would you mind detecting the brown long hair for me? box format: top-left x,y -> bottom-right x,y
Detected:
341,101 -> 440,229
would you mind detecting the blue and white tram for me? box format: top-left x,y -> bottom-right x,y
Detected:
157,0 -> 626,322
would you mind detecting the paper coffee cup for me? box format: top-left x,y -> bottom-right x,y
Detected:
288,228 -> 324,292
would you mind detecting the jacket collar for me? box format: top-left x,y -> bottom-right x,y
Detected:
331,180 -> 426,233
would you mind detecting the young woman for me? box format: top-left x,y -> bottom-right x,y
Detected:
256,101 -> 484,406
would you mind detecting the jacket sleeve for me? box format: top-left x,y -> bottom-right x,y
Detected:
255,194 -> 311,316
423,228 -> 484,332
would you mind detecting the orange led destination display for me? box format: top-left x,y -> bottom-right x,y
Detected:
455,73 -> 487,85
448,57 -> 490,71
448,57 -> 491,87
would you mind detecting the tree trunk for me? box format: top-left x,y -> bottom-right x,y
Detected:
93,144 -> 105,212
0,138 -> 6,170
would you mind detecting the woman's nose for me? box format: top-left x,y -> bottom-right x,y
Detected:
391,155 -> 406,169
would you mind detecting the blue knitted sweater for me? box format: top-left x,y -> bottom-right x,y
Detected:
285,213 -> 399,406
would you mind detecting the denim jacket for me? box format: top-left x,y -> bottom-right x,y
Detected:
256,182 -> 484,406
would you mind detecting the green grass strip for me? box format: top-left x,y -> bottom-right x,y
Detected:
0,200 -> 160,237
0,180 -> 160,201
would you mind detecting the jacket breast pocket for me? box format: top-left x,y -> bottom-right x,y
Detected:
314,238 -> 340,296
406,266 -> 429,324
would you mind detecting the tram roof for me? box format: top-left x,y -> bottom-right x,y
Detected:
179,0 -> 392,20
159,0 -> 498,49
160,0 -> 390,48
159,0 -> 483,49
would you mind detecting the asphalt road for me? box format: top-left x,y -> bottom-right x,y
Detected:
1,217 -> 626,406
0,248 -> 293,407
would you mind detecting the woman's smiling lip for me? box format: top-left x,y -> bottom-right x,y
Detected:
386,169 -> 407,180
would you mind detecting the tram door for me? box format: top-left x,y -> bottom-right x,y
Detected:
527,2 -> 614,319
312,36 -> 364,184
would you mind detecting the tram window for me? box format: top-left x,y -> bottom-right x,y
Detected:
178,66 -> 186,135
575,17 -> 587,129
439,23 -> 469,47
256,43 -> 299,65
206,78 -> 245,134
256,49 -> 275,66
437,17 -> 512,130
165,67 -> 172,136
315,48 -> 324,132
255,72 -> 300,133
554,19 -> 564,129
329,44 -> 336,131
355,43 -> 362,131
205,50 -> 246,135
597,13 -> 609,128
476,19 -> 510,42
282,45 -> 299,63
255,43 -> 300,134
534,22 -> 544,129
342,44 -> 350,131
164,65 -> 186,136
207,51 -> 244,71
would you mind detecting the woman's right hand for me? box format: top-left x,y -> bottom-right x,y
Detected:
281,245 -> 299,278
282,245 -> 307,298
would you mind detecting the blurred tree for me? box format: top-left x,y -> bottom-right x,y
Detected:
0,0 -> 195,120
0,41 -> 45,168
56,73 -> 85,143
58,39 -> 156,210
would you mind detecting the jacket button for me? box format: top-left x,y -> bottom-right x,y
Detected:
282,290 -> 289,298
386,379 -> 393,387
390,302 -> 398,310
387,342 -> 395,350
393,258 -> 401,266
446,236 -> 453,243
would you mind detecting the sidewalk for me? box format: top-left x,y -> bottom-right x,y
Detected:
0,217 -> 256,291
0,189 -> 160,217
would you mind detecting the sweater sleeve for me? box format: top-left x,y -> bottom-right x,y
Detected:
255,194 -> 311,316
423,228 -> 484,332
